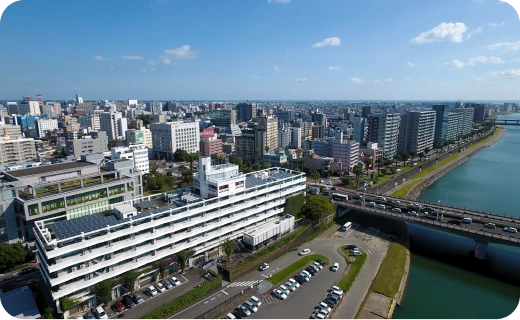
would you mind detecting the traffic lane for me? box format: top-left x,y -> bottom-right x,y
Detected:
0,271 -> 41,291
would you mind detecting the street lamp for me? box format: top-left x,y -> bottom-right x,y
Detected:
363,186 -> 366,207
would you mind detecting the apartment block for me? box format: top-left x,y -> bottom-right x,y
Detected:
255,115 -> 278,162
0,137 -> 37,166
111,144 -> 150,174
397,111 -> 436,154
35,119 -> 59,138
33,157 -> 305,315
65,131 -> 108,158
366,113 -> 400,160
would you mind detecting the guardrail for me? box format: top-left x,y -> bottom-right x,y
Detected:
340,203 -> 520,244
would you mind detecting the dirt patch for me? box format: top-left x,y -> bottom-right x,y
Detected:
362,292 -> 393,318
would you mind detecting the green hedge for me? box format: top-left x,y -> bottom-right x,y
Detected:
268,254 -> 330,285
142,275 -> 222,319
303,220 -> 335,242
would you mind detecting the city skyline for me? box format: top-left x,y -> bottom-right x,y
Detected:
0,0 -> 519,101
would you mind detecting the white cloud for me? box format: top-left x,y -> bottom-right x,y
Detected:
350,77 -> 392,84
250,74 -> 260,79
466,26 -> 483,39
268,0 -> 290,3
274,66 -> 279,72
328,66 -> 342,71
410,22 -> 468,44
122,55 -> 144,60
474,69 -> 520,81
444,56 -> 505,69
274,65 -> 290,72
94,55 -> 108,61
407,62 -> 419,68
294,78 -> 308,83
488,21 -> 505,27
312,37 -> 341,48
140,69 -> 147,73
164,45 -> 198,59
485,40 -> 520,51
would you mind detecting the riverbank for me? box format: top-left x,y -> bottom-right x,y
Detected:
385,126 -> 504,199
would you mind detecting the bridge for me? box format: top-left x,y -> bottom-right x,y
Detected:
486,119 -> 520,126
334,195 -> 520,259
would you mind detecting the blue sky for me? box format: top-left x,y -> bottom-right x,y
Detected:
0,0 -> 519,101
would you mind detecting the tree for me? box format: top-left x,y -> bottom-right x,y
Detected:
0,242 -> 27,272
310,169 -> 320,186
122,270 -> 139,293
299,158 -> 306,172
155,258 -> 169,279
92,279 -> 113,304
265,146 -> 270,153
328,167 -> 335,177
59,297 -> 79,312
363,158 -> 373,172
221,238 -> 235,259
393,154 -> 401,167
418,152 -> 425,161
424,147 -> 430,156
302,195 -> 337,221
262,162 -> 271,169
376,157 -> 384,173
352,165 -> 364,188
175,250 -> 188,272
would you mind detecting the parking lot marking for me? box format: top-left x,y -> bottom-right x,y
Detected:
361,227 -> 380,239
261,274 -> 269,278
221,290 -> 228,295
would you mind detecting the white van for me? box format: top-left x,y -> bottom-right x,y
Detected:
94,306 -> 107,319
342,222 -> 352,231
250,295 -> 262,307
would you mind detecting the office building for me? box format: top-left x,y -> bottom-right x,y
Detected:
200,136 -> 223,157
330,131 -> 360,173
65,131 -> 109,158
351,116 -> 367,145
33,157 -> 304,316
0,137 -> 37,165
311,125 -> 325,140
78,114 -> 101,131
235,128 -> 255,160
397,111 -> 436,154
18,101 -> 41,116
235,102 -> 254,121
362,105 -> 373,118
100,112 -> 128,141
366,113 -> 400,160
35,119 -> 59,138
278,125 -> 292,150
0,123 -> 23,138
111,144 -> 150,174
290,127 -> 301,149
151,121 -> 200,160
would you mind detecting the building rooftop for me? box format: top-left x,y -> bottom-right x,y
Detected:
0,286 -> 41,319
5,161 -> 94,178
245,171 -> 295,189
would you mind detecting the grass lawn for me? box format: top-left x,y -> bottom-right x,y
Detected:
390,180 -> 422,198
369,239 -> 407,298
336,248 -> 367,292
268,254 -> 330,285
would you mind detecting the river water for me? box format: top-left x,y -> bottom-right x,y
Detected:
393,114 -> 520,319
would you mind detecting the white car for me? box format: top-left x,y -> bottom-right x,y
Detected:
237,304 -> 251,317
279,285 -> 291,296
311,311 -> 326,319
504,227 -> 518,233
299,248 -> 311,256
318,302 -> 332,314
243,300 -> 258,313
408,211 -> 418,217
391,208 -> 401,213
377,204 -> 386,209
284,281 -> 297,292
155,282 -> 166,293
272,289 -> 287,300
288,278 -> 300,288
259,263 -> 269,271
331,286 -> 344,295
331,262 -> 339,272
170,277 -> 181,286
148,285 -> 158,296
376,196 -> 387,201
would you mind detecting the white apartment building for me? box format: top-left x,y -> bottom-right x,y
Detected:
330,131 -> 360,173
397,111 -> 436,154
35,119 -> 59,138
151,121 -> 200,160
34,157 -> 305,316
18,101 -> 41,116
290,127 -> 301,149
99,112 -> 128,140
367,113 -> 400,160
0,137 -> 37,165
111,144 -> 150,174
278,125 -> 292,150
78,115 -> 100,131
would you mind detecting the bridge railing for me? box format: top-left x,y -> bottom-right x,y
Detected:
340,203 -> 520,244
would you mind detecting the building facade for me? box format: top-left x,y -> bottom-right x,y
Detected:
151,121 -> 200,160
397,111 -> 436,154
0,137 -> 37,166
65,131 -> 109,158
35,119 -> 59,138
111,144 -> 150,174
366,113 -> 400,160
33,157 -> 305,315
100,112 -> 128,141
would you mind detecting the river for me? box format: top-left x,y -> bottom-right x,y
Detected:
393,113 -> 520,319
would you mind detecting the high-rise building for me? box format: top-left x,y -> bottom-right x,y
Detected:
235,102 -> 254,121
78,114 -> 101,131
75,94 -> 83,104
100,112 -> 128,140
151,121 -> 200,160
311,125 -> 324,140
42,104 -> 56,118
366,113 -> 400,160
311,112 -> 327,127
330,132 -> 360,173
35,119 -> 59,138
432,105 -> 463,145
235,128 -> 255,161
397,111 -> 436,154
65,131 -> 109,158
352,116 -> 366,145
18,101 -> 41,116
255,115 -> 278,161
0,137 -> 37,165
362,105 -> 373,118
290,127 -> 301,149
278,125 -> 292,150
473,104 -> 487,122
452,108 -> 474,136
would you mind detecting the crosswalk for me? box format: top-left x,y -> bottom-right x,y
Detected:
226,280 -> 262,288
261,294 -> 282,305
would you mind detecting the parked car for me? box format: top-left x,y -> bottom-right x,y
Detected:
299,248 -> 311,256
294,275 -> 306,284
148,285 -> 158,296
299,273 -> 310,282
306,265 -> 318,275
84,310 -> 95,319
164,280 -> 173,290
504,227 -> 518,233
250,295 -> 262,307
301,270 -> 312,278
408,211 -> 418,216
284,281 -> 297,292
316,259 -> 326,266
272,289 -> 287,300
155,282 -> 166,293
122,295 -> 135,309
133,292 -> 144,304
353,251 -> 362,256
170,277 -> 181,286
313,261 -> 323,270
346,244 -> 357,250
244,300 -> 258,313
279,285 -> 291,296
237,304 -> 251,317
318,302 -> 332,314
94,306 -> 108,319
288,278 -> 300,288
311,310 -> 326,319
331,262 -> 339,272
376,196 -> 387,201
331,286 -> 344,295
226,313 -> 236,319
113,300 -> 125,313
259,263 -> 269,271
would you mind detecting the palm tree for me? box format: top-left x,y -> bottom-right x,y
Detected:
393,154 -> 401,167
221,238 -> 235,260
376,157 -> 384,173
353,165 -> 364,188
424,147 -> 430,156
418,152 -> 425,162
310,169 -> 320,186
363,158 -> 373,173
299,158 -> 307,172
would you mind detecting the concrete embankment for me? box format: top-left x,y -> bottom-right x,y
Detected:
405,127 -> 505,200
